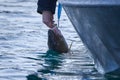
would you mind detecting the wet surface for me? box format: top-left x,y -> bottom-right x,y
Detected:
0,0 -> 120,80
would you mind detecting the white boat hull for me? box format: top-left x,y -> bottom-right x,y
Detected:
59,0 -> 120,74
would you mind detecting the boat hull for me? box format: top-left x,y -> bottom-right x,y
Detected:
59,0 -> 120,74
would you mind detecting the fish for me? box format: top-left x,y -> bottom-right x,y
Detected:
48,27 -> 69,53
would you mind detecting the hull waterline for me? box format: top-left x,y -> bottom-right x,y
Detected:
59,0 -> 120,74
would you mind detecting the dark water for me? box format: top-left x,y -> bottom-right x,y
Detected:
0,0 -> 120,80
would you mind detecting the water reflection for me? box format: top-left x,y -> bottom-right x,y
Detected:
26,50 -> 120,80
27,73 -> 45,80
104,71 -> 120,80
27,50 -> 64,80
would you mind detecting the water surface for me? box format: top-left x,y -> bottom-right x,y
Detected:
0,0 -> 119,80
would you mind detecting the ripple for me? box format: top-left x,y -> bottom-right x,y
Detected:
0,11 -> 23,14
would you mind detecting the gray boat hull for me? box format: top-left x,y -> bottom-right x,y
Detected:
59,0 -> 120,74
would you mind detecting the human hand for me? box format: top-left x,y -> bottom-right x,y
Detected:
42,11 -> 55,28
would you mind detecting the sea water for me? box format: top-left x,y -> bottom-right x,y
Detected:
0,0 -> 118,80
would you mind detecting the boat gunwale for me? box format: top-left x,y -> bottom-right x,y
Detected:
59,1 -> 120,7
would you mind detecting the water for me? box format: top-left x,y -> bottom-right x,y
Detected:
0,0 -> 119,80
